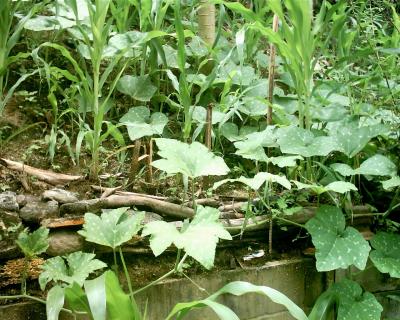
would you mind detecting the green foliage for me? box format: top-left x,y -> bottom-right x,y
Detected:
166,281 -> 308,320
213,172 -> 291,191
293,181 -> 357,195
119,106 -> 168,141
331,154 -> 397,177
152,138 -> 230,178
39,251 -> 107,290
78,207 -> 144,249
46,286 -> 65,320
142,206 -> 232,269
16,227 -> 49,259
305,206 -> 370,271
330,279 -> 383,320
370,232 -> 400,278
116,75 -> 157,101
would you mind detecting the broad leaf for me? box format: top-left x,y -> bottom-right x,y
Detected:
119,106 -> 168,141
270,155 -> 303,168
152,139 -> 230,178
39,252 -> 107,290
214,172 -> 291,191
64,282 -> 91,314
167,281 -> 308,320
370,232 -> 400,278
116,75 -> 157,101
305,206 -> 370,271
84,273 -> 106,320
142,206 -> 232,269
46,286 -> 65,320
382,176 -> 400,190
330,279 -> 382,320
293,181 -> 357,195
220,123 -> 258,142
331,155 -> 397,177
16,227 -> 49,258
78,207 -> 144,249
105,270 -> 140,319
277,126 -> 338,157
329,121 -> 388,158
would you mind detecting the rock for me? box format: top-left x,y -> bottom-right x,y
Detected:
16,194 -> 39,208
0,191 -> 18,212
0,241 -> 21,260
42,188 -> 79,204
47,230 -> 85,256
19,200 -> 59,224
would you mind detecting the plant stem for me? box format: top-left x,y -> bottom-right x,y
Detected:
0,294 -> 74,315
133,253 -> 188,296
182,272 -> 209,295
119,247 -> 134,300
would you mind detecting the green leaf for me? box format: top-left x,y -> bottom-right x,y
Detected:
39,252 -> 107,290
330,279 -> 383,320
214,172 -> 291,191
305,206 -> 370,271
116,75 -> 157,101
78,207 -> 144,249
152,139 -> 230,178
46,286 -> 65,320
16,227 -> 49,258
64,282 -> 91,314
84,273 -> 106,320
329,121 -> 388,158
142,206 -> 232,269
293,181 -> 357,194
331,155 -> 397,177
382,176 -> 400,190
167,280 -> 308,320
277,126 -> 338,157
119,106 -> 168,141
370,232 -> 400,278
356,154 -> 397,177
105,270 -> 141,319
270,155 -> 303,168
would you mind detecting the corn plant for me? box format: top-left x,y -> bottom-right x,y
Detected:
0,0 -> 44,114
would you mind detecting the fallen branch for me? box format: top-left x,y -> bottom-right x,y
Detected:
60,194 -> 194,219
0,158 -> 83,185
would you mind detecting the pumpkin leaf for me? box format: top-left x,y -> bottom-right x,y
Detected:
119,106 -> 168,141
152,138 -> 230,178
78,207 -> 144,249
330,279 -> 383,320
142,206 -> 232,269
16,226 -> 49,259
214,172 -> 291,191
331,155 -> 397,177
305,206 -> 370,271
39,251 -> 107,290
116,75 -> 157,101
370,232 -> 400,278
381,176 -> 400,190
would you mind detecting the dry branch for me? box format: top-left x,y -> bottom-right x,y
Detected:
0,158 -> 83,185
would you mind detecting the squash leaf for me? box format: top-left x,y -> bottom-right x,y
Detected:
370,232 -> 400,278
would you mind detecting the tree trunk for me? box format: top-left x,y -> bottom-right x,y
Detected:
198,0 -> 215,46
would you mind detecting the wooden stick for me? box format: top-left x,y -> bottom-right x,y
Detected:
0,158 -> 83,185
146,138 -> 153,184
128,139 -> 141,187
205,104 -> 212,150
267,14 -> 279,125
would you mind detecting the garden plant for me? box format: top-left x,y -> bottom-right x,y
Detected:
0,0 -> 399,319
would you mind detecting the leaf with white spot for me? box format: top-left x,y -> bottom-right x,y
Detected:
142,206 -> 232,269
119,106 -> 168,141
213,172 -> 291,191
305,206 -> 370,271
152,139 -> 230,178
39,252 -> 107,290
293,181 -> 357,195
269,155 -> 303,168
277,126 -> 338,157
330,121 -> 388,158
78,207 -> 144,249
331,155 -> 397,177
116,75 -> 157,101
330,279 -> 382,320
370,232 -> 400,278
382,176 -> 400,190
